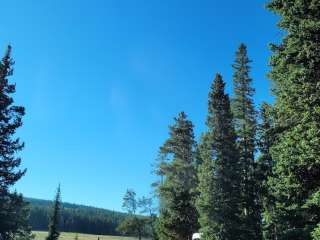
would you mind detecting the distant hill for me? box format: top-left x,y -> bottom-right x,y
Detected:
26,197 -> 128,236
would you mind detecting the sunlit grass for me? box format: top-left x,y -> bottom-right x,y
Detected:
33,231 -> 140,240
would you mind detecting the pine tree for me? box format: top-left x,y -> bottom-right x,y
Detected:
122,189 -> 137,214
156,112 -> 199,240
266,0 -> 320,239
0,45 -> 32,240
231,44 -> 261,240
196,74 -> 242,240
46,185 -> 61,240
118,190 -> 149,240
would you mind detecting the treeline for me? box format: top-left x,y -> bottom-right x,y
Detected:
152,1 -> 320,240
27,198 -> 128,236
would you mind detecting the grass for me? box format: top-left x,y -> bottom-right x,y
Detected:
33,231 -> 142,240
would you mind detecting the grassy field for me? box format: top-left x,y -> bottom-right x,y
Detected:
33,231 -> 142,240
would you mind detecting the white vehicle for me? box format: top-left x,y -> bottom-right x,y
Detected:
192,233 -> 202,240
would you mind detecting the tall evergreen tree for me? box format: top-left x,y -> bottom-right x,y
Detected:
46,185 -> 61,240
155,112 -> 199,240
197,74 -> 242,240
266,0 -> 320,239
231,44 -> 261,240
0,45 -> 32,240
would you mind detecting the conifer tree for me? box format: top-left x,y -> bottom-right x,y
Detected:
118,190 -> 149,240
231,44 -> 261,240
122,189 -> 137,214
156,112 -> 199,240
266,0 -> 320,239
0,45 -> 32,240
46,185 -> 61,240
197,74 -> 242,240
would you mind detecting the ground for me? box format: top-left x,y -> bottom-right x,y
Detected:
33,231 -> 142,240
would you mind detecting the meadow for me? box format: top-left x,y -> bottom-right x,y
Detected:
33,231 -> 143,240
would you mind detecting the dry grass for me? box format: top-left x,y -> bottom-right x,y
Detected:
33,231 -> 140,240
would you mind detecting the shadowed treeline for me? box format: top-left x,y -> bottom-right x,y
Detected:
27,198 -> 128,236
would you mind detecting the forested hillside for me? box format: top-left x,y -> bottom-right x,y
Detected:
27,198 -> 128,236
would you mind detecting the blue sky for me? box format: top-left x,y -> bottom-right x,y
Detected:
1,0 -> 278,211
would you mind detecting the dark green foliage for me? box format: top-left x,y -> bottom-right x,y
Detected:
256,103 -> 276,240
312,225 -> 320,240
196,74 -> 242,240
157,189 -> 198,240
266,0 -> 320,239
0,45 -> 32,240
231,44 -> 261,240
148,215 -> 159,240
0,45 -> 25,192
138,196 -> 158,240
155,112 -> 199,240
117,217 -> 148,240
27,198 -> 127,236
0,193 -> 33,240
257,103 -> 274,191
46,186 -> 61,240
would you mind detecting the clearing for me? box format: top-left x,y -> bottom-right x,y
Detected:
33,231 -> 142,240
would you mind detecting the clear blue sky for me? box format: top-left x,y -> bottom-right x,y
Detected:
1,0 -> 278,211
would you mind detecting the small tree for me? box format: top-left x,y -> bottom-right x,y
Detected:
118,190 -> 148,240
138,197 -> 158,240
46,185 -> 61,240
122,189 -> 137,214
138,196 -> 155,216
117,217 -> 147,240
